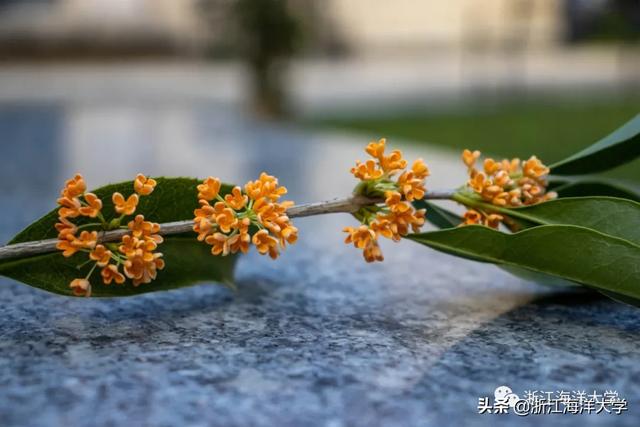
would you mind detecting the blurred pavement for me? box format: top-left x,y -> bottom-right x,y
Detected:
0,47 -> 637,115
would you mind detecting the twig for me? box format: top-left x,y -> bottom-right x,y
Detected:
0,191 -> 455,261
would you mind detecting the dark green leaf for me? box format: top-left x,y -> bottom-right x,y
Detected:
413,200 -> 461,229
1,177 -> 238,297
597,290 -> 640,308
451,195 -> 640,290
504,197 -> 640,246
409,225 -> 640,300
550,179 -> 640,202
497,265 -> 581,288
550,114 -> 640,175
417,194 -> 640,291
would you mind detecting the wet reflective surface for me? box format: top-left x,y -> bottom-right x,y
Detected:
0,102 -> 638,427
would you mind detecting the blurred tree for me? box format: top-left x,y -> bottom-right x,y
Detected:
234,0 -> 300,118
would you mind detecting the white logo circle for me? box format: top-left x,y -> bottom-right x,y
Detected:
494,385 -> 519,407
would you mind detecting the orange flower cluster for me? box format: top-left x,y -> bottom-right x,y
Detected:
55,173 -> 162,297
460,149 -> 556,228
193,173 -> 297,260
345,138 -> 429,262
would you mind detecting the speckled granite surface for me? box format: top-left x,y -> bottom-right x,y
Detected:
0,104 -> 638,427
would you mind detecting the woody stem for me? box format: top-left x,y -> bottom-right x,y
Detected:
0,190 -> 456,261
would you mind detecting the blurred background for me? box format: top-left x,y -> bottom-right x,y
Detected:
0,0 -> 639,242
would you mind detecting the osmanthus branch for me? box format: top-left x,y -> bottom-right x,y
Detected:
0,190 -> 456,262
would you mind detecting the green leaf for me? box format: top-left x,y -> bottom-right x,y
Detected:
409,225 -> 640,300
598,290 -> 640,308
420,195 -> 640,291
413,200 -> 461,229
550,179 -> 640,202
502,197 -> 640,246
447,195 -> 640,292
550,114 -> 640,175
0,177 -> 238,297
497,265 -> 581,288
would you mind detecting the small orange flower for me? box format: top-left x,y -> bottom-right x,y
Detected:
212,202 -> 238,233
462,210 -> 503,229
55,217 -> 77,239
379,150 -> 407,175
252,230 -> 279,259
56,234 -> 80,257
123,254 -> 164,286
523,156 -> 549,179
121,237 -> 164,286
363,138 -> 409,174
343,225 -> 376,249
344,224 -> 384,262
483,158 -> 500,175
462,149 -> 480,168
112,192 -> 139,215
363,240 -> 384,263
384,191 -> 411,213
396,170 -> 426,201
501,158 -> 521,174
493,170 -> 512,188
79,193 -> 102,217
351,159 -> 384,180
123,256 -> 146,284
224,186 -> 248,210
205,232 -> 228,256
462,209 -> 482,225
261,173 -> 288,201
267,215 -> 298,246
229,218 -> 251,254
485,213 -> 503,229
206,222 -> 252,256
61,174 -> 86,199
197,177 -> 221,201
370,217 -> 394,240
243,176 -> 264,200
101,264 -> 125,285
69,278 -> 91,297
127,214 -> 163,243
118,234 -> 139,259
411,158 -> 430,179
279,223 -> 298,246
244,173 -> 287,201
365,138 -> 386,159
193,200 -> 216,241
380,208 -> 425,237
57,196 -> 82,218
468,172 -> 488,194
90,244 -> 112,267
75,231 -> 98,250
134,174 -> 157,196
